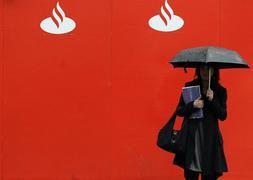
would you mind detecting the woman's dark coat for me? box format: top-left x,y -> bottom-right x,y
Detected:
173,77 -> 228,178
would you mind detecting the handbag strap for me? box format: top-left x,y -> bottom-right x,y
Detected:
167,109 -> 178,128
166,108 -> 188,130
162,109 -> 178,131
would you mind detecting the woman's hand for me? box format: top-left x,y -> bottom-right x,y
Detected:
206,88 -> 214,101
193,96 -> 204,108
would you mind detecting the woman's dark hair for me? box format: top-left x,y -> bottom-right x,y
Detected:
194,66 -> 220,84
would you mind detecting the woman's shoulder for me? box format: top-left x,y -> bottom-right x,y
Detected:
184,78 -> 199,86
216,83 -> 227,94
212,79 -> 226,90
210,81 -> 227,98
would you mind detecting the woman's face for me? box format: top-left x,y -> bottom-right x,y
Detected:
199,66 -> 214,81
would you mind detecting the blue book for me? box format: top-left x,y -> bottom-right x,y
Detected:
182,85 -> 204,119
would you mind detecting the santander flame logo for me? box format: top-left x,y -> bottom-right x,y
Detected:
148,0 -> 184,32
40,2 -> 76,34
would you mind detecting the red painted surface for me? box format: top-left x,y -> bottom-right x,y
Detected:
0,0 -> 252,179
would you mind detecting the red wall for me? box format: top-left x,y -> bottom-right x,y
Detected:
0,0 -> 252,179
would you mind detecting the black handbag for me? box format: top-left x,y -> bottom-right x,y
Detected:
157,109 -> 188,154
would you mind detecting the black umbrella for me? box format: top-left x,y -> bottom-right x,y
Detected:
169,46 -> 250,89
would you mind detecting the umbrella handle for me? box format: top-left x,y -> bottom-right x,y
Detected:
208,67 -> 211,90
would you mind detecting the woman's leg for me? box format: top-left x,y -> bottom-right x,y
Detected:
201,173 -> 219,180
184,168 -> 200,180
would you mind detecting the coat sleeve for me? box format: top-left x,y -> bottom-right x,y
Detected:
176,85 -> 200,117
205,87 -> 227,121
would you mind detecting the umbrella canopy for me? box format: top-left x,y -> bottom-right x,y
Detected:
169,46 -> 250,90
169,46 -> 250,69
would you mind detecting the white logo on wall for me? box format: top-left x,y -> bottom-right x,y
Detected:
148,0 -> 184,32
40,2 -> 76,34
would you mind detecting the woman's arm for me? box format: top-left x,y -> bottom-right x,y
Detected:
205,87 -> 227,121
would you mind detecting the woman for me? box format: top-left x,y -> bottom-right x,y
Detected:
173,65 -> 228,180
